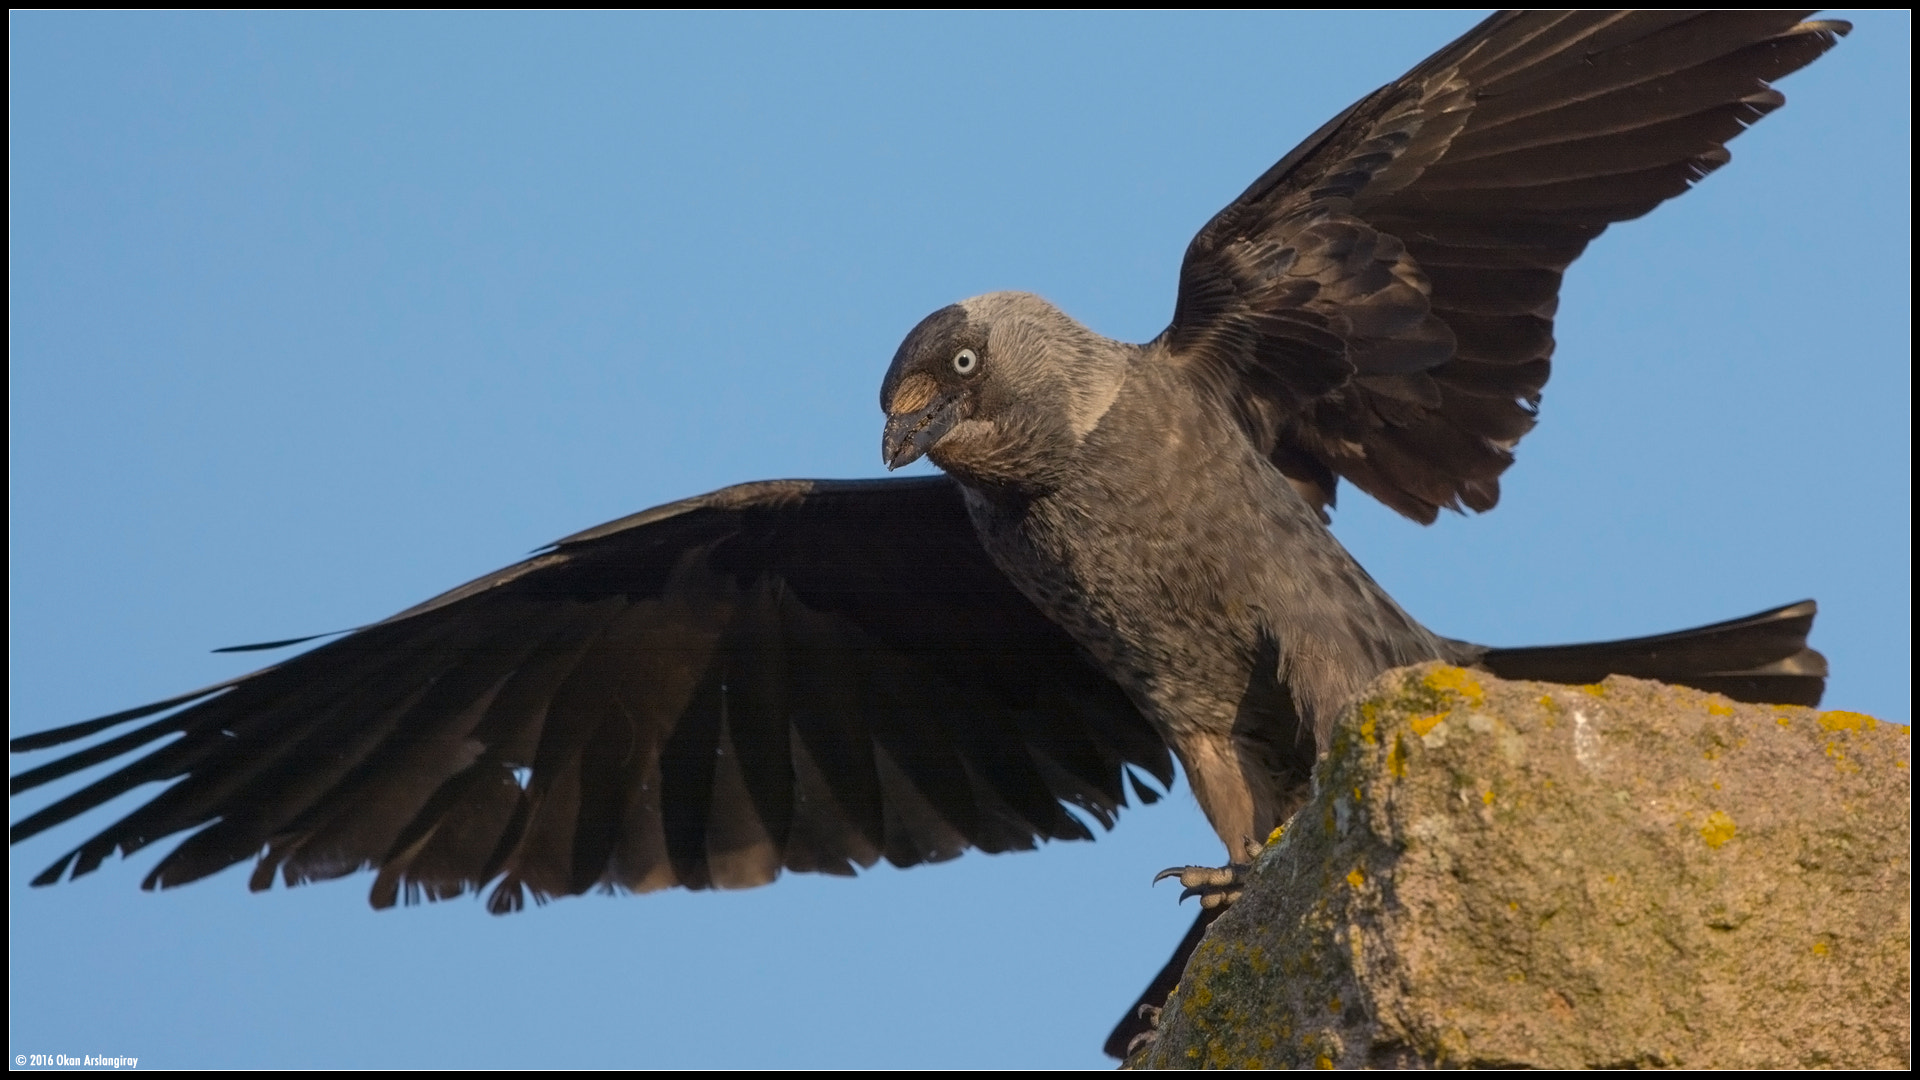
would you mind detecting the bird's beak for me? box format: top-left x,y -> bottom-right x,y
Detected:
882,375 -> 960,470
883,398 -> 960,470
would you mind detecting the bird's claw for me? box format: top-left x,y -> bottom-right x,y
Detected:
1153,861 -> 1248,910
1123,1004 -> 1165,1059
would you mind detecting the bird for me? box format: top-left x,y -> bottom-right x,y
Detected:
11,10 -> 1889,1068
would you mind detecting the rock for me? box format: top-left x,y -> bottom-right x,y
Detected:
1132,664 -> 1909,1069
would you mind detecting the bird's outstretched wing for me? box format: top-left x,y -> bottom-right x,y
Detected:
10,477 -> 1171,912
1161,11 -> 1849,522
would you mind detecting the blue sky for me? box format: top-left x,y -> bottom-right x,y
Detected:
10,11 -> 1909,1069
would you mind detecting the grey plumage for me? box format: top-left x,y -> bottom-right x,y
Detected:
883,292 -> 1456,851
10,9 -> 1847,1061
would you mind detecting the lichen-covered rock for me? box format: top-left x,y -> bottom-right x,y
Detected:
1133,665 -> 1909,1069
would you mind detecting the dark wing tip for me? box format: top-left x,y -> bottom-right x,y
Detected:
212,631 -> 344,653
10,684 -> 229,753
28,850 -> 81,887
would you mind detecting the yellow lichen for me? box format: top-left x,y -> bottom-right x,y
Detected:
1706,699 -> 1735,717
1346,866 -> 1365,888
1819,710 -> 1878,733
1411,710 -> 1450,737
1811,940 -> 1831,957
1700,810 -> 1737,849
1482,788 -> 1496,805
1824,742 -> 1860,773
1267,824 -> 1286,846
1358,702 -> 1380,745
1386,734 -> 1407,778
1424,665 -> 1485,705
1315,1055 -> 1334,1069
1580,683 -> 1607,697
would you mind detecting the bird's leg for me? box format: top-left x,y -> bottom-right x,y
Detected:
1152,834 -> 1267,909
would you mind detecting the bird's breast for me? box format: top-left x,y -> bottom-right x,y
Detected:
954,399 -> 1285,732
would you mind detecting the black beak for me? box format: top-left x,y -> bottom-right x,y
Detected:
883,396 -> 960,470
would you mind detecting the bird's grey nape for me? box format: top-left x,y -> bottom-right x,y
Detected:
878,292 -> 1134,492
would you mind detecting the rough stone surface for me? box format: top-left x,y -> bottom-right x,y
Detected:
1132,665 -> 1910,1069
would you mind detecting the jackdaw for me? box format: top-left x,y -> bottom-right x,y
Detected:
10,10 -> 1852,1062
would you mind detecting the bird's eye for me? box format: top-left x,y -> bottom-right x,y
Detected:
952,348 -> 979,376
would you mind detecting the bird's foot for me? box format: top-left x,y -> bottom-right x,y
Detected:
1152,862 -> 1248,909
1123,1004 -> 1163,1058
1153,836 -> 1264,909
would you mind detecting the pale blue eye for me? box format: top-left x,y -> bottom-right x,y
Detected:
952,348 -> 979,375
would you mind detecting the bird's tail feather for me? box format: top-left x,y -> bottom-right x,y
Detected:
1472,599 -> 1826,708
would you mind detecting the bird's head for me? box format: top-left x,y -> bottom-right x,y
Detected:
880,292 -> 1127,492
